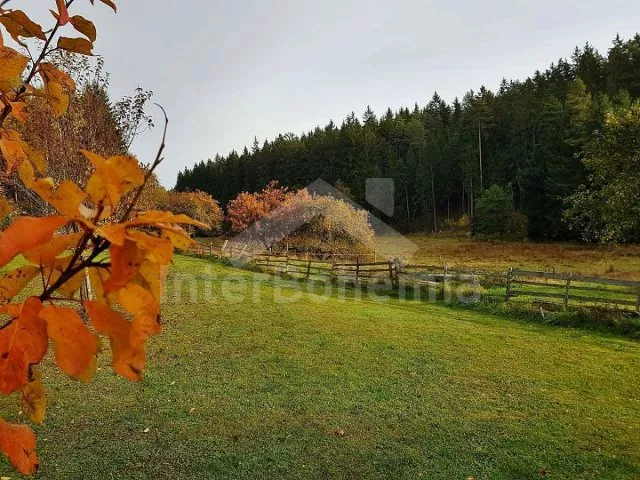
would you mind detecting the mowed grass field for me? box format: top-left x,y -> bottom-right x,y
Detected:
2,255 -> 640,479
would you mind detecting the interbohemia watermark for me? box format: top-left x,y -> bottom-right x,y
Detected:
165,264 -> 482,306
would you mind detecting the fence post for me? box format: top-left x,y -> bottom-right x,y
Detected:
505,268 -> 513,302
306,260 -> 312,280
266,254 -> 270,271
563,274 -> 572,310
355,256 -> 360,285
285,253 -> 290,275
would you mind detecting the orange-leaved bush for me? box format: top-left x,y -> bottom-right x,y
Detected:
0,1 -> 206,474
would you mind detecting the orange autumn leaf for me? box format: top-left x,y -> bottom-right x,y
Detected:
0,298 -> 47,395
88,266 -> 115,306
39,305 -> 99,382
10,101 -> 29,123
0,216 -> 67,269
85,300 -> 145,381
126,230 -> 174,265
132,210 -> 209,230
70,15 -> 96,42
22,232 -> 82,266
43,255 -> 86,298
0,265 -> 40,304
91,0 -> 117,13
21,367 -> 46,424
57,36 -> 93,56
0,419 -> 39,475
0,129 -> 28,173
119,283 -> 161,346
103,240 -> 144,293
0,10 -> 45,40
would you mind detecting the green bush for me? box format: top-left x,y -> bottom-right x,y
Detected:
472,185 -> 527,240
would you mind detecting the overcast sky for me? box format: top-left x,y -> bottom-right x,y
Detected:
68,0 -> 640,187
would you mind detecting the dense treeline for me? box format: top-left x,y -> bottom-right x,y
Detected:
176,35 -> 640,239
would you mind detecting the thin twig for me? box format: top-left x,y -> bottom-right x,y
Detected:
120,104 -> 168,222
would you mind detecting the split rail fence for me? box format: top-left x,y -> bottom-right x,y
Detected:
187,241 -> 640,313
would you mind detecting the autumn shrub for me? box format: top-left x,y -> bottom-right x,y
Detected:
157,190 -> 223,236
227,181 -> 297,247
227,182 -> 374,254
285,194 -> 374,255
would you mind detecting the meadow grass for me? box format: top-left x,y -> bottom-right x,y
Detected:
388,234 -> 640,281
1,255 -> 640,479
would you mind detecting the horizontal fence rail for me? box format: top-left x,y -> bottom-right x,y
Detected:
187,241 -> 640,314
507,269 -> 640,311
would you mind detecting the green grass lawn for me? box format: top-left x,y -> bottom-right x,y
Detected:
2,255 -> 640,479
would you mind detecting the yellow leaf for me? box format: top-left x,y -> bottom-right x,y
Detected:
22,232 -> 82,266
136,260 -> 163,302
126,230 -> 174,265
39,305 -> 99,382
132,210 -> 209,230
0,46 -> 28,92
31,179 -> 87,218
107,155 -> 145,192
118,283 -> 161,347
39,63 -> 75,93
20,367 -> 46,424
0,265 -> 39,304
42,79 -> 69,118
162,227 -> 194,251
70,15 -> 96,42
57,37 -> 93,56
103,240 -> 144,293
88,267 -> 116,306
82,151 -> 143,207
84,301 -> 145,381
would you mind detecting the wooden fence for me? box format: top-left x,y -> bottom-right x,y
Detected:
506,269 -> 640,311
187,241 -> 640,313
252,253 -> 397,285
